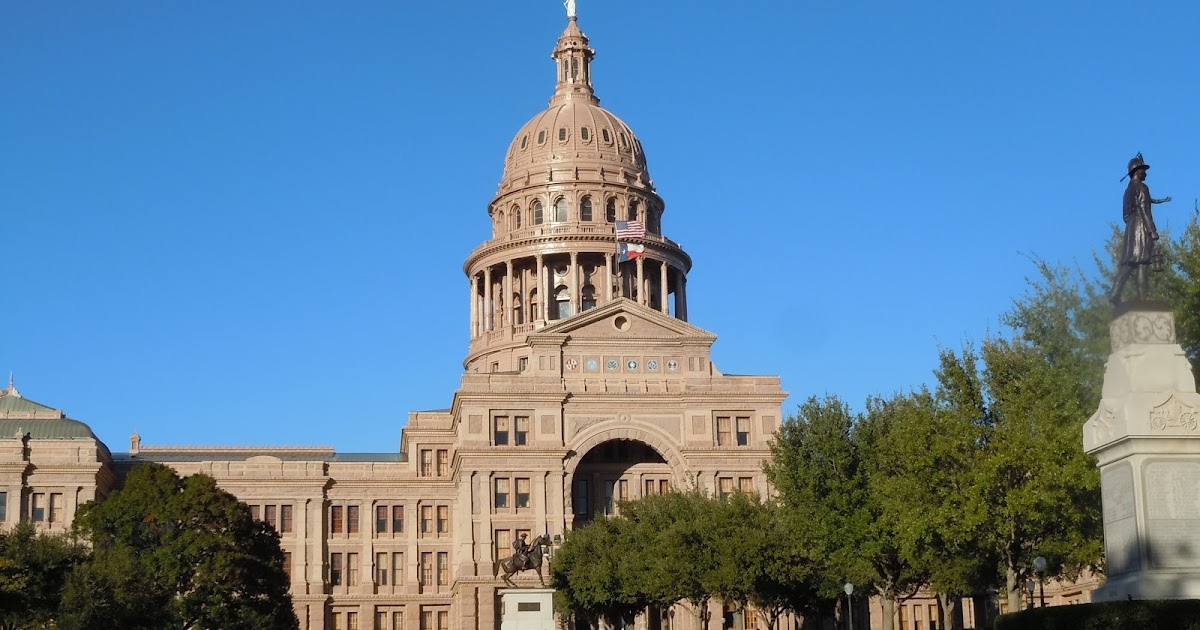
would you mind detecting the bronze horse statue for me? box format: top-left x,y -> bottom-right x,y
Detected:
497,533 -> 552,585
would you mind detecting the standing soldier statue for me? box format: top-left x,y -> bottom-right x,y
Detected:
1110,153 -> 1172,305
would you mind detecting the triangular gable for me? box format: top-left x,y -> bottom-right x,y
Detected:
532,298 -> 717,342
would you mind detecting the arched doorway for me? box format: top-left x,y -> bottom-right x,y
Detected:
568,438 -> 674,528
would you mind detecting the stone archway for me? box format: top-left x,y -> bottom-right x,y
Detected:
564,422 -> 689,527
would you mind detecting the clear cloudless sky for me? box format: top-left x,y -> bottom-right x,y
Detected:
2,1 -> 1198,453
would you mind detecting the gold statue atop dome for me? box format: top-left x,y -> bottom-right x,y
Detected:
564,0 -> 576,19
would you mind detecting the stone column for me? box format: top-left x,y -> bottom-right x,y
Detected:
635,257 -> 645,306
360,500 -> 373,593
504,261 -> 513,327
659,261 -> 669,314
673,271 -> 684,321
680,274 -> 688,321
483,266 -> 493,332
538,256 -> 549,321
569,251 -> 579,317
458,471 -> 477,575
469,276 -> 477,338
604,253 -> 614,303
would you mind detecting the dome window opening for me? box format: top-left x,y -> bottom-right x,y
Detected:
553,198 -> 568,223
553,285 -> 571,320
648,209 -> 660,234
580,127 -> 590,142
533,201 -> 544,225
582,284 -> 597,311
520,135 -> 528,150
601,129 -> 612,144
628,200 -> 639,222
619,132 -> 629,149
537,130 -> 546,145
580,196 -> 593,221
512,204 -> 522,229
605,198 -> 616,223
558,128 -> 568,142
570,58 -> 579,81
513,292 -> 524,325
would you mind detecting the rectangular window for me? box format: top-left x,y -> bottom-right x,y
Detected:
518,357 -> 528,372
736,416 -> 750,446
437,505 -> 449,534
250,504 -> 261,521
437,449 -> 448,477
264,505 -> 277,530
644,479 -> 656,496
421,506 -> 433,535
331,506 -> 344,534
745,607 -> 759,630
515,416 -> 530,445
392,505 -> 404,533
719,477 -> 734,500
421,611 -> 433,630
348,505 -> 360,534
420,449 -> 433,477
394,612 -> 404,630
377,612 -> 388,630
377,552 -> 388,585
283,551 -> 292,582
603,481 -> 615,515
377,506 -> 389,534
494,416 -> 510,445
495,478 -> 510,509
280,504 -> 293,533
660,479 -> 670,494
348,612 -> 359,630
516,478 -> 531,509
438,611 -> 448,630
392,552 -> 404,585
617,479 -> 628,501
348,553 -> 359,586
0,491 -> 7,521
420,552 -> 433,586
573,479 -> 590,515
334,613 -> 345,630
739,477 -> 754,493
49,493 -> 63,523
716,416 -> 732,446
330,552 -> 343,586
437,552 -> 448,586
495,529 -> 512,561
31,493 -> 45,522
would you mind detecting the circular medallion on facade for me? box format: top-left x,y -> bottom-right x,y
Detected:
647,360 -> 659,371
605,359 -> 619,371
565,358 -> 578,371
626,359 -> 639,370
585,358 -> 599,371
666,360 -> 679,372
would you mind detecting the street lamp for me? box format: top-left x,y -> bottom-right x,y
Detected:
1033,556 -> 1048,608
844,583 -> 854,630
1025,579 -> 1035,610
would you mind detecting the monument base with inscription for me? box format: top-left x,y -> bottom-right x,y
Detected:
1084,305 -> 1200,601
498,588 -> 555,630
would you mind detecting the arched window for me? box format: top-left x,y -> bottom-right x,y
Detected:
529,289 -> 538,321
628,200 -> 639,221
580,127 -> 590,141
553,285 -> 571,320
648,209 -> 659,234
554,198 -> 568,223
605,198 -> 616,223
533,201 -> 544,225
580,196 -> 593,222
571,58 -> 579,80
582,284 -> 597,311
513,292 -> 523,325
512,204 -> 522,229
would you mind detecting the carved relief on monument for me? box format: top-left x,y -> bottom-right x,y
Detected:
1110,310 -> 1176,352
1102,462 -> 1141,576
1149,396 -> 1200,432
1143,460 -> 1200,569
1087,404 -> 1117,446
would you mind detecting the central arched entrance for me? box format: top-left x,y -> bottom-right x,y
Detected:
568,438 -> 675,528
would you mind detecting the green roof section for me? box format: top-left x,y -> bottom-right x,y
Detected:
0,417 -> 100,440
0,392 -> 63,416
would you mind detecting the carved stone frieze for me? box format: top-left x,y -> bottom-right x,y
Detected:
1111,310 -> 1176,352
1150,396 -> 1200,432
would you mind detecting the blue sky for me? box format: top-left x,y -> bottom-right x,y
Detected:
3,1 -> 1197,453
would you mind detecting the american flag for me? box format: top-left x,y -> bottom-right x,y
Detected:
615,220 -> 645,240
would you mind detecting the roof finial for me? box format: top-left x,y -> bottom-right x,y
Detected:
4,372 -> 17,397
564,0 -> 576,20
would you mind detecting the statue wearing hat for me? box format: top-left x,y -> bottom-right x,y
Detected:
1109,153 -> 1172,305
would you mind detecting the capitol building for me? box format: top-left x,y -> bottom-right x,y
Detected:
0,12 -> 789,630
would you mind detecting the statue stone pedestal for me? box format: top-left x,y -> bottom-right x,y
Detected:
498,588 -> 554,630
1084,305 -> 1200,601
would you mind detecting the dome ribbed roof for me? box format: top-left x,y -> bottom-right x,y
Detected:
498,17 -> 650,189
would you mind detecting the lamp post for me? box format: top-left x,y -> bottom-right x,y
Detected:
1025,579 -> 1035,610
844,583 -> 854,630
1033,556 -> 1047,608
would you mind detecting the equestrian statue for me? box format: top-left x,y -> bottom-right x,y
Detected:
497,533 -> 552,586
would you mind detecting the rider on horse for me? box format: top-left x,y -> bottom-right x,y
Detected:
512,533 -> 531,569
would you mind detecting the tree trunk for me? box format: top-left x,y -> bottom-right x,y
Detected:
1005,565 -> 1023,613
936,593 -> 961,630
879,595 -> 896,630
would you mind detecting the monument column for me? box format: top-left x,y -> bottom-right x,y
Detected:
504,261 -> 513,327
635,257 -> 645,305
659,260 -> 669,314
483,266 -> 493,332
469,276 -> 478,338
537,255 -> 548,321
569,251 -> 579,316
604,253 -> 613,302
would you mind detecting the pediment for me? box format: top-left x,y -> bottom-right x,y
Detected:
532,298 -> 716,343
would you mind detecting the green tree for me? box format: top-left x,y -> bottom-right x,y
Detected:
61,463 -> 298,630
0,522 -> 87,630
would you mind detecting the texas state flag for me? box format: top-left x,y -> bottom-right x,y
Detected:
619,242 -> 646,262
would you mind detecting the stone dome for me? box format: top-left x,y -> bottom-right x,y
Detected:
497,17 -> 651,191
